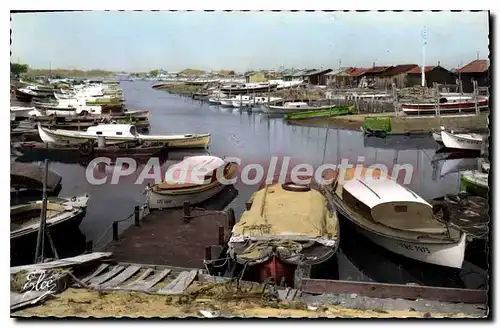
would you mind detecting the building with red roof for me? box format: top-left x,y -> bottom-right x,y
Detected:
456,59 -> 489,93
406,65 -> 456,87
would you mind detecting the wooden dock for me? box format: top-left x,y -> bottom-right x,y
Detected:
104,186 -> 238,268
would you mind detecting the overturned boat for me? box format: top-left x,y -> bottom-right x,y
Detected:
228,182 -> 340,287
145,155 -> 239,209
37,123 -> 211,149
322,168 -> 466,269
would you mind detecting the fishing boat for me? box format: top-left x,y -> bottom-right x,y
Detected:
400,96 -> 489,116
37,123 -> 211,149
263,101 -> 335,114
220,96 -> 251,107
228,182 -> 339,286
284,105 -> 354,121
431,152 -> 479,178
441,130 -> 484,151
11,162 -> 62,202
145,155 -> 239,209
322,168 -> 466,269
461,170 -> 488,198
432,126 -> 445,144
11,195 -> 90,243
10,107 -> 43,120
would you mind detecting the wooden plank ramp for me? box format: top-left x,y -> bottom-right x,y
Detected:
11,252 -> 113,274
157,270 -> 198,295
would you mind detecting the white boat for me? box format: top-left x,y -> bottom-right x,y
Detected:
431,154 -> 478,178
220,96 -> 251,108
10,106 -> 43,119
441,130 -> 484,151
400,96 -> 489,116
37,123 -> 211,148
263,101 -> 334,114
323,168 -> 466,269
432,126 -> 445,144
145,155 -> 239,209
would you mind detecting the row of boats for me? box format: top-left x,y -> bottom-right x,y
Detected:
138,154 -> 487,288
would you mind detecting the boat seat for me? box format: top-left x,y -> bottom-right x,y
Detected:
154,181 -> 201,190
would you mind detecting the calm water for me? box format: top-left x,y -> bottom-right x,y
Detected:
13,81 -> 486,288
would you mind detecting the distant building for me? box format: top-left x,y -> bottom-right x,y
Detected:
301,68 -> 333,85
406,65 -> 456,87
456,59 -> 489,93
373,64 -> 419,88
245,71 -> 267,83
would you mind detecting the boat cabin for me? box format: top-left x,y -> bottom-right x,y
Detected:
85,124 -> 139,138
283,102 -> 309,109
332,171 -> 447,233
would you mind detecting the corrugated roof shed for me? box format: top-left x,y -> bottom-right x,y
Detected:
407,66 -> 436,74
302,68 -> 333,76
456,60 -> 489,73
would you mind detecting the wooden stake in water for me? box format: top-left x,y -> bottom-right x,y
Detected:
34,159 -> 49,263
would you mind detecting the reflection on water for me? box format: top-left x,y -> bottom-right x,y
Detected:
11,81 -> 486,288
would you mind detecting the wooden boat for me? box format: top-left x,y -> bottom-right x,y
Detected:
12,139 -> 168,159
432,127 -> 445,144
401,96 -> 489,116
263,101 -> 335,114
441,130 -> 484,151
322,168 -> 466,269
10,107 -> 42,120
461,170 -> 488,197
11,162 -> 62,201
431,152 -> 479,178
37,123 -> 211,148
284,105 -> 354,121
228,182 -> 340,287
145,156 -> 239,209
11,195 -> 89,242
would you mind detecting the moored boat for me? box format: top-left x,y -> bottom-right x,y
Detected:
228,182 -> 340,287
322,168 -> 466,269
400,96 -> 489,116
460,170 -> 488,197
37,123 -> 211,148
441,130 -> 484,151
145,155 -> 239,209
263,101 -> 335,114
11,195 -> 89,242
284,105 -> 354,121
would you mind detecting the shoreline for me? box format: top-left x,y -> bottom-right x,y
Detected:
286,112 -> 490,134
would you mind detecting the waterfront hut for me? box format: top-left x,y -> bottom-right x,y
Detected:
301,68 -> 333,86
374,64 -> 419,89
406,65 -> 457,88
456,59 -> 489,93
245,71 -> 267,83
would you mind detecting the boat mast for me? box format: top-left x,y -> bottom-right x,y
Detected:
421,26 -> 427,87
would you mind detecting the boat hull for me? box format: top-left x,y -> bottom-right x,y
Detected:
401,99 -> 489,115
432,132 -> 443,143
355,225 -> 467,269
441,131 -> 483,151
146,182 -> 227,209
38,125 -> 211,149
461,171 -> 488,197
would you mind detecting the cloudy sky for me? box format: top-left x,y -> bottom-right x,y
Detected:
10,11 -> 489,72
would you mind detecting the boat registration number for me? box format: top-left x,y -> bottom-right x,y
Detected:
397,243 -> 430,254
156,199 -> 172,204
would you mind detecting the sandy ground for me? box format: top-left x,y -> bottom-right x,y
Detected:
13,288 -> 482,319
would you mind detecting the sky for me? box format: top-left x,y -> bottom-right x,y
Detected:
10,11 -> 489,72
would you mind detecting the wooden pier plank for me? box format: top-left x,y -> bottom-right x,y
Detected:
157,270 -> 197,295
88,265 -> 125,287
300,278 -> 487,304
80,263 -> 110,284
11,252 -> 113,274
124,268 -> 154,288
142,269 -> 172,291
100,265 -> 142,289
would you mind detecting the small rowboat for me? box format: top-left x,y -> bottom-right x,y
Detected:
441,130 -> 484,151
461,170 -> 488,197
145,155 -> 239,209
284,105 -> 354,121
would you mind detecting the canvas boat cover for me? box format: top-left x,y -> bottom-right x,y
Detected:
231,184 -> 338,242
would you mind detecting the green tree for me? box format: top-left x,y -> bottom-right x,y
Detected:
11,63 -> 29,77
150,69 -> 160,77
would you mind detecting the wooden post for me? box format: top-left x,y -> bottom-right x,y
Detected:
86,240 -> 93,252
218,226 -> 225,246
227,208 -> 235,228
112,221 -> 118,241
205,246 -> 212,262
183,201 -> 191,222
34,159 -> 49,263
294,264 -> 311,290
134,205 -> 140,226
